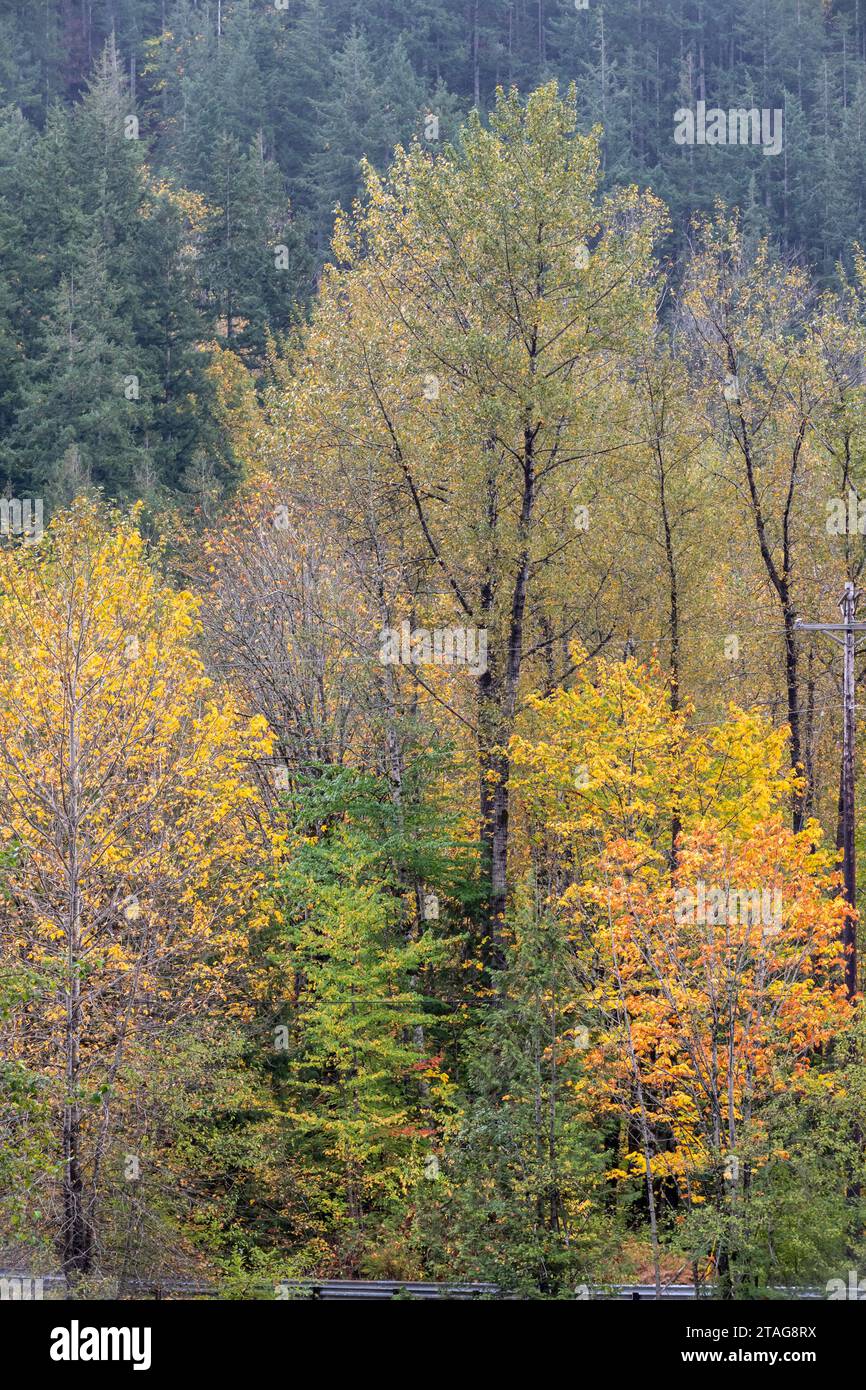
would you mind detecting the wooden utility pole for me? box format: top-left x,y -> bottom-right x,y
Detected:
795,582 -> 863,1001
840,581 -> 857,1000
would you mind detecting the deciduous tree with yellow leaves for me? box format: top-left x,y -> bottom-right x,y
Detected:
0,501 -> 273,1278
269,82 -> 667,953
512,650 -> 857,1292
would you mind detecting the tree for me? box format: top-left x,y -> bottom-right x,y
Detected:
306,27 -> 424,255
201,133 -> 310,359
279,82 -> 666,956
680,211 -> 866,828
415,881 -> 609,1296
4,37 -> 231,505
0,500 -> 273,1276
511,650 -> 857,1293
269,762 -> 468,1274
11,234 -> 145,504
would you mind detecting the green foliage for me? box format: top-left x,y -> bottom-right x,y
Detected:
6,0 -> 866,505
1,1 -> 865,1300
0,37 -> 240,507
0,965 -> 55,1256
673,1082 -> 866,1297
265,760 -> 475,1273
413,885 -> 611,1297
200,132 -> 311,358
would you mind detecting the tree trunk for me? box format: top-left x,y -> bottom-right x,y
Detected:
61,703 -> 93,1277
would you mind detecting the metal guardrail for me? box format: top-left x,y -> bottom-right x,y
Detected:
0,1272 -> 826,1301
277,1280 -> 501,1300
270,1279 -> 825,1302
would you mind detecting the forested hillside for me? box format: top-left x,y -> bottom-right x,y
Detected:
4,0 -> 866,505
0,3 -> 865,1304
